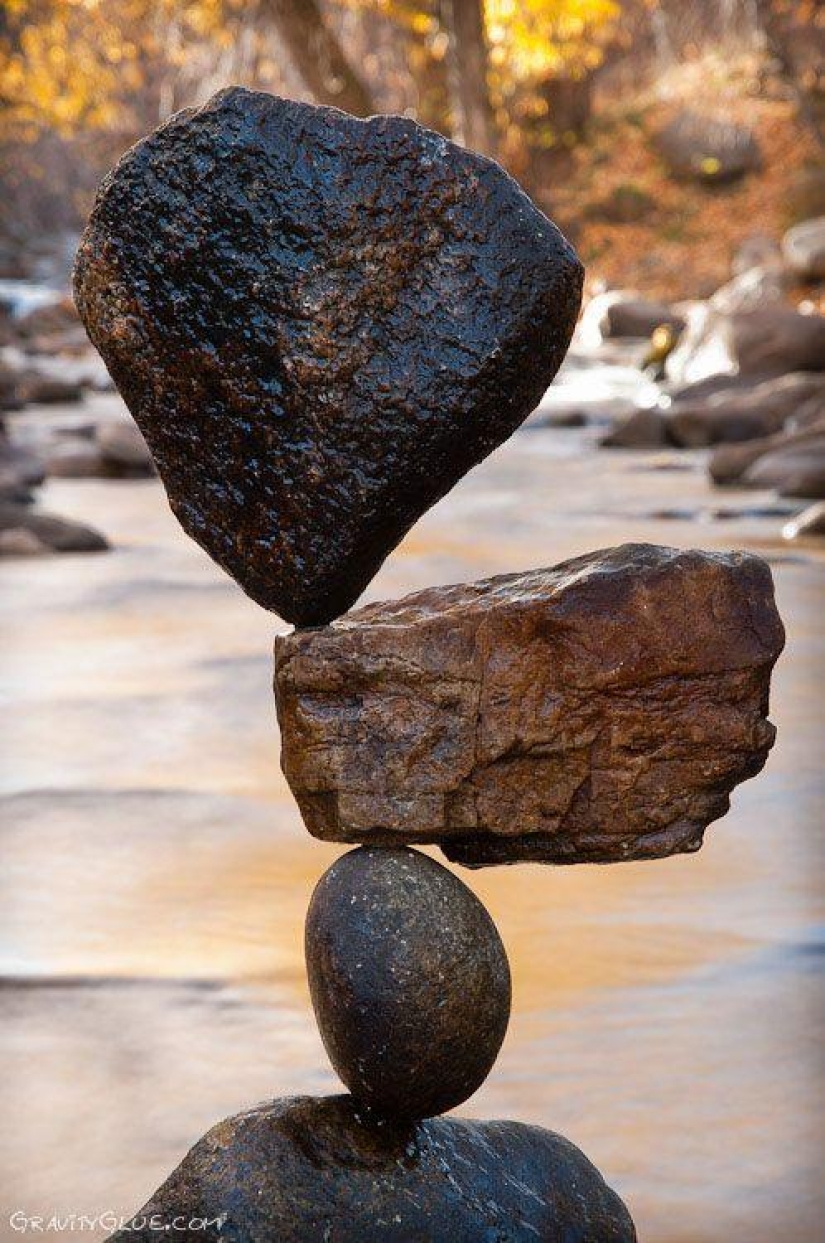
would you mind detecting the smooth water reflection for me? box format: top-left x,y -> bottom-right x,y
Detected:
1,390 -> 823,1241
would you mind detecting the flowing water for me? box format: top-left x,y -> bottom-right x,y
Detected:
1,365 -> 823,1241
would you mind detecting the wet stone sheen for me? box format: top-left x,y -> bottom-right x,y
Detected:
73,86 -> 583,624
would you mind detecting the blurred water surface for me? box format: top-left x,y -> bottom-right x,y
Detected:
1,376 -> 823,1242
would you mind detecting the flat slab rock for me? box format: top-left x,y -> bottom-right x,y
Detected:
274,543 -> 784,866
74,87 -> 582,625
106,1095 -> 636,1243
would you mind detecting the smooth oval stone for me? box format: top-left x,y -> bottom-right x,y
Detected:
73,86 -> 583,625
305,846 -> 510,1119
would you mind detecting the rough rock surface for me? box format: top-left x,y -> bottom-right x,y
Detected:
74,86 -> 583,625
306,847 -> 510,1120
274,543 -> 784,867
106,1095 -> 636,1243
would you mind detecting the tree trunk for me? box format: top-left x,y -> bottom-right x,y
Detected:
755,0 -> 824,146
407,31 -> 453,137
259,0 -> 375,117
439,0 -> 497,155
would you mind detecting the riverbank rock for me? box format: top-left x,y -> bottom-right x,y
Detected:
74,86 -> 583,625
0,501 -> 108,554
13,297 -> 81,341
709,420 -> 825,485
654,111 -> 760,183
0,430 -> 44,499
724,307 -> 825,375
782,217 -> 825,281
106,1095 -> 636,1243
743,437 -> 825,499
95,420 -> 154,477
306,847 -> 510,1121
667,373 -> 825,448
600,295 -> 686,340
600,407 -> 668,448
274,543 -> 784,867
16,372 -> 84,406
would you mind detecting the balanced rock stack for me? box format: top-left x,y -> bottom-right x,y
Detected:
74,87 -> 784,1242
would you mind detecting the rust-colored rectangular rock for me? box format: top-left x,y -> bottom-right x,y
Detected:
273,544 -> 784,867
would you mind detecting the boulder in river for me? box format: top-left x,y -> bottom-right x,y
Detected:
708,419 -> 825,486
95,420 -> 154,477
306,847 -> 510,1121
274,543 -> 784,867
667,372 -> 825,448
16,372 -> 84,406
724,307 -> 825,375
0,429 -> 45,498
654,111 -> 761,183
0,361 -> 24,412
105,1095 -> 636,1243
0,501 -> 108,554
782,217 -> 825,281
743,438 -> 825,499
74,86 -> 583,625
600,406 -> 668,448
599,295 -> 686,340
13,297 -> 81,341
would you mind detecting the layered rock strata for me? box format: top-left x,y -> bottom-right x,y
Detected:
275,543 -> 784,866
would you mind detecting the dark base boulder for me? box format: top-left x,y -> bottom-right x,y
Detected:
106,1095 -> 636,1243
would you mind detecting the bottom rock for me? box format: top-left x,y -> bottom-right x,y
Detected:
107,1095 -> 636,1243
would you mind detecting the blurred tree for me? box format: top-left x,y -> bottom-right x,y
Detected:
258,0 -> 375,113
755,0 -> 825,145
440,0 -> 498,153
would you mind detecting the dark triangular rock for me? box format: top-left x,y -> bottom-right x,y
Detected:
74,87 -> 582,624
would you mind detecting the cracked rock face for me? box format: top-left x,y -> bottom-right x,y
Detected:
106,1095 -> 637,1243
274,543 -> 784,866
73,86 -> 583,625
306,847 -> 510,1121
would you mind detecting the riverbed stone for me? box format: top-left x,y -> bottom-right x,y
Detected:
73,86 -> 583,625
0,501 -> 109,554
667,372 -> 825,448
274,543 -> 784,866
724,307 -> 825,375
306,846 -> 510,1120
106,1095 -> 636,1243
709,419 -> 825,485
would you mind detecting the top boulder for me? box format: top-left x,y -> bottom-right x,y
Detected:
74,88 -> 583,624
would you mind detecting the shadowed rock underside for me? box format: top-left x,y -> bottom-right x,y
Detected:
274,543 -> 784,866
73,87 -> 583,624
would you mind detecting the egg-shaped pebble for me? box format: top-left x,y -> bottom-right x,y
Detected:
305,845 -> 511,1120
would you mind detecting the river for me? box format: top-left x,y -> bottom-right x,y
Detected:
1,362 -> 823,1241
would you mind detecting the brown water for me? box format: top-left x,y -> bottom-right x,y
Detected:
2,382 -> 824,1242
